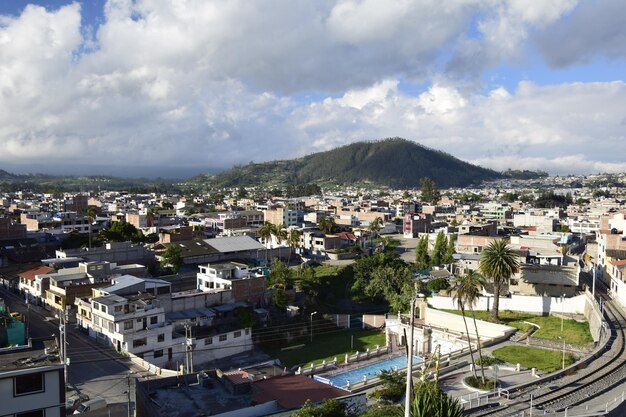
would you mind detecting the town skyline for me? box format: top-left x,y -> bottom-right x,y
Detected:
1,0 -> 625,177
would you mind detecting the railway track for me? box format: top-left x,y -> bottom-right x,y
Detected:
467,293 -> 626,416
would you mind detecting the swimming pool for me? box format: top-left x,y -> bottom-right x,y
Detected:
324,355 -> 423,388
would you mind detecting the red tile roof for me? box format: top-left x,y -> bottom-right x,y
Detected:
611,259 -> 626,267
18,266 -> 54,281
251,375 -> 349,410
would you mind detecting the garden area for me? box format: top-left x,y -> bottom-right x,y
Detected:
443,310 -> 593,345
266,328 -> 386,368
491,345 -> 575,373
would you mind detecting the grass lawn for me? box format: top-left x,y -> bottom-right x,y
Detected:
492,345 -> 574,373
268,329 -> 386,368
442,309 -> 593,346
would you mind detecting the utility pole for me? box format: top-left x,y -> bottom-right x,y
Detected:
59,310 -> 68,384
127,373 -> 132,417
404,295 -> 416,417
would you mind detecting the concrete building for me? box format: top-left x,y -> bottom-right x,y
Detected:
197,262 -> 266,304
263,207 -> 298,227
17,265 -> 54,304
0,345 -> 65,417
0,217 -> 27,241
403,212 -> 431,238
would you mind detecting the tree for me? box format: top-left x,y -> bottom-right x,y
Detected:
369,217 -> 384,239
160,244 -> 182,273
427,277 -> 450,294
258,222 -> 275,261
292,399 -> 345,417
287,229 -> 301,265
430,231 -> 447,267
450,274 -> 478,382
273,223 -> 288,247
458,270 -> 487,383
318,216 -> 336,234
359,405 -> 402,417
369,370 -> 406,403
420,177 -> 440,204
443,234 -> 456,265
479,240 -> 519,322
410,380 -> 464,417
268,258 -> 291,288
415,235 -> 430,271
273,287 -> 288,310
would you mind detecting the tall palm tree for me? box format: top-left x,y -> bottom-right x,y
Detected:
287,229 -> 301,265
318,216 -> 336,235
456,270 -> 487,383
258,222 -> 274,262
369,216 -> 383,239
450,277 -> 478,380
273,224 -> 288,246
479,240 -> 520,322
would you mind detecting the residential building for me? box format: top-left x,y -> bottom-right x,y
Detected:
56,241 -> 154,265
52,211 -> 91,233
0,344 -> 65,417
197,262 -> 266,304
0,217 -> 27,241
263,207 -> 298,227
17,265 -> 54,304
403,212 -> 431,238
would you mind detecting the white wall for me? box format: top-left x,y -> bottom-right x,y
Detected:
424,307 -> 516,339
428,294 -> 587,315
0,367 -> 63,417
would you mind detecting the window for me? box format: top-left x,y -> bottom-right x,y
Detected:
137,318 -> 142,323
205,337 -> 213,345
93,302 -> 99,310
101,305 -> 106,313
245,329 -> 250,335
16,410 -> 44,417
219,334 -> 227,342
14,372 -> 44,396
157,334 -> 165,343
150,316 -> 158,325
154,350 -> 163,358
114,305 -> 122,313
133,338 -> 147,348
124,320 -> 133,330
233,331 -> 241,338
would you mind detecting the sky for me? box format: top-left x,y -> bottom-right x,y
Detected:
1,0 -> 625,179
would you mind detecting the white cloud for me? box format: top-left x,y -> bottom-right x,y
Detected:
0,0 -> 624,177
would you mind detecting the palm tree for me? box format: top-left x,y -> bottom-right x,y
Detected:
273,223 -> 288,246
258,222 -> 274,262
456,270 -> 487,383
318,216 -> 336,235
287,229 -> 301,265
369,216 -> 383,239
450,276 -> 478,380
479,240 -> 520,322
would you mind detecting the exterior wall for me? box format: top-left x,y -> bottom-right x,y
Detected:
0,217 -> 27,241
513,213 -> 557,232
424,307 -> 516,339
0,366 -> 64,417
169,329 -> 253,369
428,293 -> 587,315
456,235 -> 500,254
362,314 -> 386,329
166,290 -> 234,312
232,276 -> 266,304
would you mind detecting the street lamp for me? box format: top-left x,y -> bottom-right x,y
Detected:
310,311 -> 318,343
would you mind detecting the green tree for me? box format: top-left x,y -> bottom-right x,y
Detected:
359,405 -> 402,417
479,240 -> 519,322
443,234 -> 456,264
318,216 -> 337,234
237,185 -> 248,199
450,275 -> 478,381
273,287 -> 288,310
160,244 -> 182,273
268,258 -> 291,288
273,223 -> 288,246
258,222 -> 275,261
292,399 -> 345,417
430,231 -> 447,267
369,370 -> 406,403
415,235 -> 430,271
369,217 -> 384,239
420,177 -> 440,204
410,380 -> 464,417
297,266 -> 320,301
427,277 -> 450,294
287,229 -> 301,265
459,270 -> 487,383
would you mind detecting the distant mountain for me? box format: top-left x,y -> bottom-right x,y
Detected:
201,138 -> 502,188
0,169 -> 19,180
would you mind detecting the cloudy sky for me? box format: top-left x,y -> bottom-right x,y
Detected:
1,0 -> 625,178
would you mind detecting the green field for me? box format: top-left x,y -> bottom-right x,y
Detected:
492,345 -> 574,373
443,310 -> 593,346
267,329 -> 386,368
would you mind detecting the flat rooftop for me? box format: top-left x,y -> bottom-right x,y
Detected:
0,346 -> 62,373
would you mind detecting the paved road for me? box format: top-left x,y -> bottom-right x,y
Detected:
1,287 -> 151,415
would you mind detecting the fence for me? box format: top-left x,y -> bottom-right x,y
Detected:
126,351 -> 180,377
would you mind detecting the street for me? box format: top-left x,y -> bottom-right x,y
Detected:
1,286 -> 152,415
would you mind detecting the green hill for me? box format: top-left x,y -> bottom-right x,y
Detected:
202,138 -> 501,188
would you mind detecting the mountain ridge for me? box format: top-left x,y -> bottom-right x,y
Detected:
200,138 -> 502,188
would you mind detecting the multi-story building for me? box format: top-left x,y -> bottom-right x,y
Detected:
263,207 -> 298,227
0,345 -> 65,417
197,262 -> 266,304
0,217 -> 27,241
403,213 -> 431,238
52,211 -> 91,233
17,266 -> 54,304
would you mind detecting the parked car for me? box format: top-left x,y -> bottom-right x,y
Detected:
74,398 -> 106,414
66,393 -> 90,413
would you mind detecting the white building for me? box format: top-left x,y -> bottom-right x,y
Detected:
0,346 -> 65,417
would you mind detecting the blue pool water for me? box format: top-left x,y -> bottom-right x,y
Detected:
324,355 -> 423,388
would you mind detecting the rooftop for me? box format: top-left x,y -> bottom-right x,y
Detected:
0,345 -> 62,373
